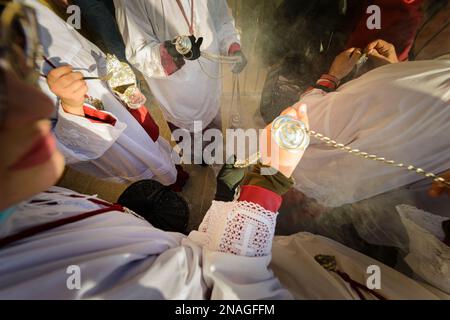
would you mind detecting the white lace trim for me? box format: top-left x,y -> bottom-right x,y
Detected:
198,201 -> 278,257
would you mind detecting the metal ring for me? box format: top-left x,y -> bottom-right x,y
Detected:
174,36 -> 192,56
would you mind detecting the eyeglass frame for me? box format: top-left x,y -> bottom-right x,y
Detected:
0,0 -> 42,126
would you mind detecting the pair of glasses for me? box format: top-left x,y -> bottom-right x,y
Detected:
0,0 -> 41,84
0,0 -> 41,125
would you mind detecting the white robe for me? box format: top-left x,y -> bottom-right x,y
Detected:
28,0 -> 177,185
114,0 -> 240,132
0,188 -> 446,300
271,230 -> 449,300
0,187 -> 290,300
294,56 -> 450,207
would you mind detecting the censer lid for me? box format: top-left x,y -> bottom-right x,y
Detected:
272,115 -> 310,152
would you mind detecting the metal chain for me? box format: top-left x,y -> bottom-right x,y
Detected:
197,59 -> 225,80
196,52 -> 241,80
234,128 -> 450,188
229,74 -> 242,128
306,129 -> 450,187
174,36 -> 240,79
201,52 -> 241,64
234,152 -> 260,169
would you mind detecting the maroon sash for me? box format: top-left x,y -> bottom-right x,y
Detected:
0,197 -> 124,250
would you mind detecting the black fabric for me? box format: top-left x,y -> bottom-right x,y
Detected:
215,161 -> 247,202
163,40 -> 186,70
443,220 -> 450,243
214,161 -> 295,202
71,0 -> 127,61
166,36 -> 203,61
118,180 -> 190,235
164,40 -> 183,59
183,36 -> 203,61
241,163 -> 295,196
164,36 -> 203,66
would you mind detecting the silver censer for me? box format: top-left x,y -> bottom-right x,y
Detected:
271,116 -> 310,152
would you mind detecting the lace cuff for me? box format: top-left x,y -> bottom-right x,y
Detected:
190,201 -> 278,258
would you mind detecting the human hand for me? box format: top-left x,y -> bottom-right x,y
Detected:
259,102 -> 310,178
328,48 -> 363,81
365,39 -> 399,66
47,66 -> 87,117
231,51 -> 248,74
428,171 -> 450,198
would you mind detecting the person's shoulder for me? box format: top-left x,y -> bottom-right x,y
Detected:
433,53 -> 450,62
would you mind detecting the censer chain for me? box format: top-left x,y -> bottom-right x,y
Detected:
234,129 -> 450,188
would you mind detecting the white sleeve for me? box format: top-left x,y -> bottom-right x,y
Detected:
0,196 -> 290,299
299,87 -> 329,105
114,0 -> 169,78
54,104 -> 127,164
188,201 -> 293,300
297,87 -> 331,137
200,249 -> 293,300
210,0 -> 241,55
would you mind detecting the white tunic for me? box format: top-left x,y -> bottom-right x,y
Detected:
0,187 -> 290,300
0,188 -> 446,300
294,56 -> 450,207
28,1 -> 177,185
271,230 -> 449,300
114,0 -> 240,132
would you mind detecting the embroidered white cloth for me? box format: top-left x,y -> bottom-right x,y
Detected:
190,201 -> 278,257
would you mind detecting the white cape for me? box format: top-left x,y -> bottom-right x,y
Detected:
295,56 -> 450,207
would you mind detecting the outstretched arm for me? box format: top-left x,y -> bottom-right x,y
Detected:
300,47 -> 363,103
